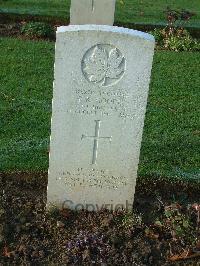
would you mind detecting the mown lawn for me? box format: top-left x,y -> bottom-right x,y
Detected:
0,0 -> 200,27
0,37 -> 199,181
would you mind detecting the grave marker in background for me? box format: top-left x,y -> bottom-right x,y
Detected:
70,0 -> 116,25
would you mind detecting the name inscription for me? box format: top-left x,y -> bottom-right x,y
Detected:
66,87 -> 137,120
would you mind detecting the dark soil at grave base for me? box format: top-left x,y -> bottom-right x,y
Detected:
0,172 -> 200,265
0,23 -> 20,38
1,21 -> 200,42
0,22 -> 56,41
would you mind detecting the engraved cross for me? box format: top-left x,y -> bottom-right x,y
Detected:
70,0 -> 116,26
92,0 -> 95,12
81,120 -> 112,164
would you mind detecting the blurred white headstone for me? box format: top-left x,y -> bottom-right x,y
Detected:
70,0 -> 116,25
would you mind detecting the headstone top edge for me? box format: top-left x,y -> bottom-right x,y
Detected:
57,25 -> 155,42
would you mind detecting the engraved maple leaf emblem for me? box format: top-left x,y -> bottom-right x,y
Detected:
82,45 -> 125,86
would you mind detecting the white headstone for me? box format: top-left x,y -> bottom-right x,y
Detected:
48,25 -> 155,211
70,0 -> 116,25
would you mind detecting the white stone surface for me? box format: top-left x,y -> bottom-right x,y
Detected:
48,25 -> 155,210
70,0 -> 116,25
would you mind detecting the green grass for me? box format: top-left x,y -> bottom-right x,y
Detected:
141,51 -> 200,180
0,37 -> 199,181
0,37 -> 54,171
0,0 -> 200,27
